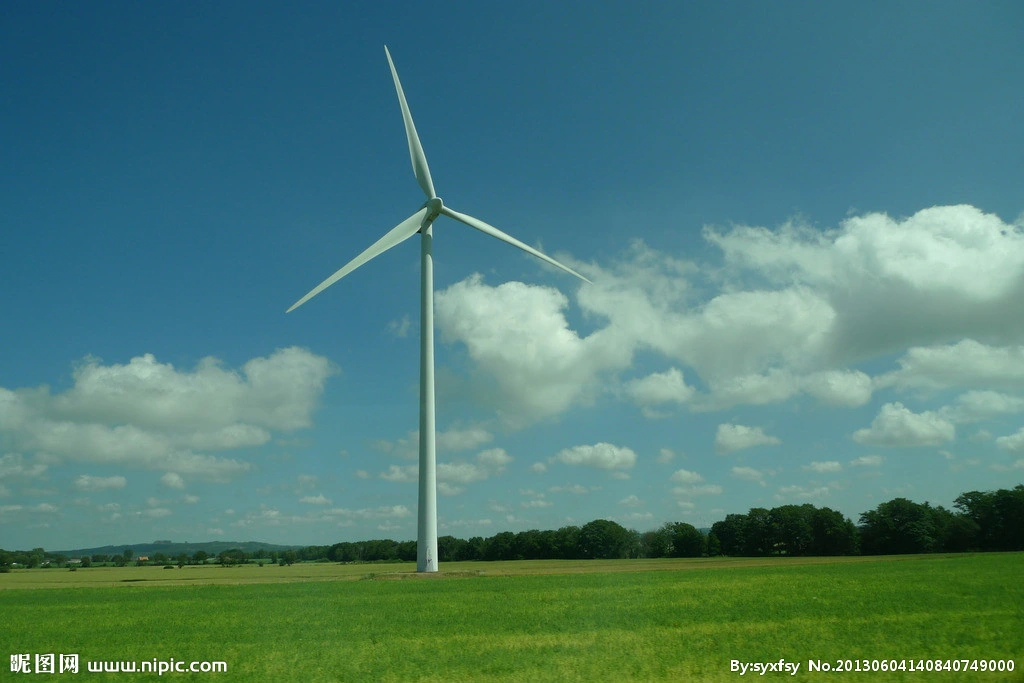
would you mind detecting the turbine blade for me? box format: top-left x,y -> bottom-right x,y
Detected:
441,206 -> 592,284
385,46 -> 436,200
287,208 -> 429,313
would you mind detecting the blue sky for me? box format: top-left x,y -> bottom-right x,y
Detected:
2,2 -> 1023,551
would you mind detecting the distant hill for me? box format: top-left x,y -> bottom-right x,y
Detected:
51,540 -> 302,558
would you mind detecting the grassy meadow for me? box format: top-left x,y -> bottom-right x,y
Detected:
1,553 -> 1021,681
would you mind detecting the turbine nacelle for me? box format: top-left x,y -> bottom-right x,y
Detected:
423,196 -> 444,224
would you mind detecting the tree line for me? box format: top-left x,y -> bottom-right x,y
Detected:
2,485 -> 1020,569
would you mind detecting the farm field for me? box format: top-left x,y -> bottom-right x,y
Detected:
1,553 -> 1021,681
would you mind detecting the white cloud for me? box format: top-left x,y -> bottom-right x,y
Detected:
379,464 -> 417,483
74,474 -> 127,492
673,484 -> 723,497
996,428 -> 1024,453
624,367 -> 695,408
476,448 -> 513,469
382,448 -> 513,495
550,484 -> 590,495
300,494 -> 331,505
618,494 -> 643,507
852,402 -> 955,447
804,461 -> 843,473
879,340 -> 1024,392
387,315 -> 411,338
521,499 -> 553,508
730,466 -> 768,484
437,426 -> 494,452
531,462 -> 548,473
714,424 -> 781,454
435,275 -> 632,425
849,455 -> 883,467
670,469 -> 704,485
708,206 -> 1024,363
427,206 -> 1022,420
553,443 -> 637,470
801,370 -> 873,407
0,348 -> 333,480
775,485 -> 830,501
656,448 -> 676,463
183,494 -> 199,504
940,390 -> 1024,423
161,472 -> 185,489
0,453 -> 48,481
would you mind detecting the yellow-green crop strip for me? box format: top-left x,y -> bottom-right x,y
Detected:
1,553 -> 1021,681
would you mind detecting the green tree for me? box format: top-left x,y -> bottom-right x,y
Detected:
705,530 -> 722,556
769,505 -> 814,556
484,532 -> 516,561
193,550 -> 209,565
810,507 -> 859,555
640,529 -> 672,558
860,498 -> 944,554
664,522 -> 704,558
743,508 -> 773,556
553,526 -> 581,559
79,556 -> 92,568
711,514 -> 746,556
578,519 -> 633,559
955,485 -> 1024,551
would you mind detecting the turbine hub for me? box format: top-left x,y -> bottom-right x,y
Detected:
424,196 -> 444,222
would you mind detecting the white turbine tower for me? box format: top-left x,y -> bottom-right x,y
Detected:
287,46 -> 590,573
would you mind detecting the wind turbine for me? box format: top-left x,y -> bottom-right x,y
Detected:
287,46 -> 590,572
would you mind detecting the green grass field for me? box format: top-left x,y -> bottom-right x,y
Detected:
2,553 -> 1021,681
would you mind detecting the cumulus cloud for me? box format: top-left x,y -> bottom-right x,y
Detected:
553,443 -> 637,470
624,367 -> 695,412
996,428 -> 1024,453
375,425 -> 494,460
852,402 -> 955,447
160,472 -> 185,489
804,461 -> 843,473
438,426 -> 494,452
0,348 -> 333,480
879,340 -> 1024,392
849,455 -> 884,467
800,370 -> 873,407
730,466 -> 765,482
0,453 -> 48,481
430,206 -> 1022,418
940,390 -> 1024,423
379,464 -> 417,483
75,474 -> 127,491
435,275 -> 630,425
714,424 -> 781,454
707,205 -> 1024,362
670,469 -> 704,485
379,448 -> 513,495
300,494 -> 331,505
673,484 -> 723,498
775,485 -> 830,501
